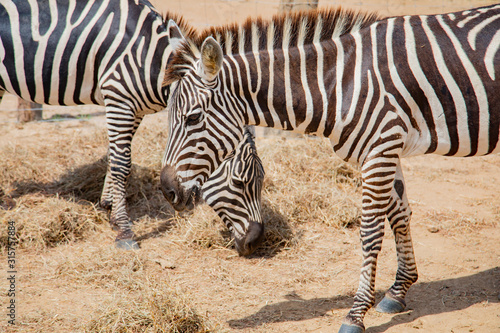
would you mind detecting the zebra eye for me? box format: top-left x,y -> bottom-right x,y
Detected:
185,112 -> 203,126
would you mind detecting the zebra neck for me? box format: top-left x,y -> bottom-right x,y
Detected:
226,35 -> 359,143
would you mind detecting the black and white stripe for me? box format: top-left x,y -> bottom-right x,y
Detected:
160,4 -> 500,332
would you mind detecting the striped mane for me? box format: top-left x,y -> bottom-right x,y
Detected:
163,12 -> 198,41
165,7 -> 380,83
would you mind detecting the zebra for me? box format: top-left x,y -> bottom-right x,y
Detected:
201,126 -> 265,256
159,5 -> 500,333
0,0 -> 266,252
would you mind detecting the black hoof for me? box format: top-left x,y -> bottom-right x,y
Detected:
115,239 -> 140,250
376,295 -> 406,313
338,323 -> 364,333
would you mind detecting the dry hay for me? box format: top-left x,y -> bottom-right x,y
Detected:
84,285 -> 214,333
15,243 -> 216,333
57,247 -> 215,333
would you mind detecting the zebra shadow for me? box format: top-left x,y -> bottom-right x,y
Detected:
227,267 -> 499,332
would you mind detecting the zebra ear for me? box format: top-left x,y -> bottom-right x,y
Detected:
199,37 -> 223,82
166,19 -> 185,52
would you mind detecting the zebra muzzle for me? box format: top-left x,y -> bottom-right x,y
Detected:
234,221 -> 265,256
160,165 -> 201,212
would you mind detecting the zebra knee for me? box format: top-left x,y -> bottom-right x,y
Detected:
235,221 -> 264,256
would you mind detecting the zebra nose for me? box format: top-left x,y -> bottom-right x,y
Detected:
160,165 -> 180,207
235,221 -> 265,256
161,186 -> 177,204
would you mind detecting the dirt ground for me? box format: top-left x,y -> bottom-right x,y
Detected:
0,85 -> 499,332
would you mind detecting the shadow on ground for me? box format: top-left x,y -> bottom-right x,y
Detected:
228,267 -> 500,331
8,155 -> 173,220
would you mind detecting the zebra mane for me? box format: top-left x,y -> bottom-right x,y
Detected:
164,7 -> 380,83
162,12 -> 198,41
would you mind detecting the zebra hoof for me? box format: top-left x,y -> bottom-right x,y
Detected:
115,239 -> 140,250
376,295 -> 406,313
109,221 -> 120,232
338,323 -> 364,333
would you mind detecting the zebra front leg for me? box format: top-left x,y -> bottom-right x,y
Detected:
376,161 -> 418,313
339,155 -> 397,333
101,116 -> 143,232
101,149 -> 113,210
105,111 -> 142,250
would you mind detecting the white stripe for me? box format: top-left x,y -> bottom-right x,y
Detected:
331,38 -> 344,145
266,22 -> 282,129
385,18 -> 429,156
249,22 -> 265,126
295,19 -> 314,132
1,1 -> 27,96
343,30 -> 363,123
457,13 -> 480,28
282,18 -> 296,128
66,11 -> 115,105
237,26 -> 258,125
314,17 -> 329,136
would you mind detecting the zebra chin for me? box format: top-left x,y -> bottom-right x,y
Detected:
160,165 -> 202,212
234,221 -> 265,256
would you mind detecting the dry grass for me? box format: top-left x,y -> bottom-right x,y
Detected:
67,249 -> 216,333
258,135 -> 361,227
84,285 -> 214,333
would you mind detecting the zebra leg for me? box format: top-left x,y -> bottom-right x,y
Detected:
105,109 -> 141,250
340,155 -> 397,333
100,148 -> 113,211
376,161 -> 418,313
101,116 -> 143,232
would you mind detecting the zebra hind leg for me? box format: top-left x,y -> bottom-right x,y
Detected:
339,155 -> 398,333
376,162 -> 418,313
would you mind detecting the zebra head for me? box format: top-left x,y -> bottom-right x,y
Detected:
202,127 -> 265,256
161,37 -> 245,211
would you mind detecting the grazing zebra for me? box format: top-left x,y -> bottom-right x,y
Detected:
201,126 -> 265,256
160,4 -> 500,333
0,0 -> 267,251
